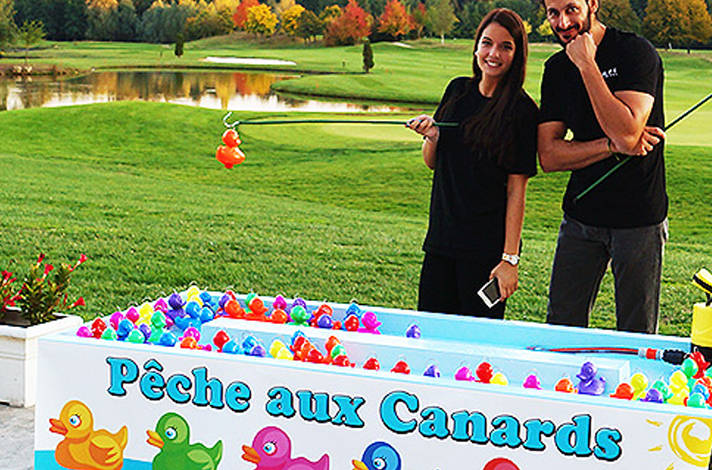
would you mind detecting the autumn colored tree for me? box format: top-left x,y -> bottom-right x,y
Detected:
410,2 -> 427,38
377,0 -> 413,39
281,4 -> 305,35
643,0 -> 712,49
426,0 -> 457,44
295,9 -> 323,41
233,0 -> 260,29
324,0 -> 372,46
244,3 -> 278,36
319,5 -> 339,25
599,0 -> 640,33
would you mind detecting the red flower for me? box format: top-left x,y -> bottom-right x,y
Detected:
70,297 -> 85,309
37,253 -> 46,265
2,270 -> 12,280
43,264 -> 54,276
76,254 -> 88,268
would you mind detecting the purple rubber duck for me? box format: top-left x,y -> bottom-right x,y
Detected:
577,362 -> 606,396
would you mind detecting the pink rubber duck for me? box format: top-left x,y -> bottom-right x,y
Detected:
242,426 -> 329,470
358,311 -> 381,334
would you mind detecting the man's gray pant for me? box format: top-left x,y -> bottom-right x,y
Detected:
546,215 -> 668,333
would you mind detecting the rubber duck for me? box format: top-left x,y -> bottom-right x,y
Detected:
242,426 -> 329,470
523,374 -> 541,390
147,412 -> 222,470
576,362 -> 606,396
610,383 -> 635,400
359,311 -> 381,334
630,372 -> 649,401
352,441 -> 401,470
555,377 -> 577,393
49,400 -> 128,470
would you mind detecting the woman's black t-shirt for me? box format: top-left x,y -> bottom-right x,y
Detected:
423,77 -> 538,261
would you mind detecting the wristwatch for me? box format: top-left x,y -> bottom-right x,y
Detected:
502,253 -> 520,266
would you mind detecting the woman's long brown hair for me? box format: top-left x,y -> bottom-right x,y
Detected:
437,8 -> 529,165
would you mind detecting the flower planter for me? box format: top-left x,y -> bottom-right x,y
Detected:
0,309 -> 82,407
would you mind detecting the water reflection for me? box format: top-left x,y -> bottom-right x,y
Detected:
0,70 -> 406,113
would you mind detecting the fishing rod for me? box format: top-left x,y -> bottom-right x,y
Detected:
574,91 -> 712,203
527,346 -> 688,365
222,112 -> 459,129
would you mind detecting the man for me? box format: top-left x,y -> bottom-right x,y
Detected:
538,0 -> 667,333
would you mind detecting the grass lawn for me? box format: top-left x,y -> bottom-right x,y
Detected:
0,101 -> 709,337
1,37 -> 711,335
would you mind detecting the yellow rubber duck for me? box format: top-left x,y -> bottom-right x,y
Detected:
49,400 -> 128,470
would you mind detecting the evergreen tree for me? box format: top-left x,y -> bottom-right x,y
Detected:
175,32 -> 184,57
362,38 -> 374,72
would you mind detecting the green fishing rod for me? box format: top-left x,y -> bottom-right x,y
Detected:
222,112 -> 459,129
574,91 -> 712,203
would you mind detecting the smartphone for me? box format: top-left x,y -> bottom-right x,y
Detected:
477,278 -> 501,308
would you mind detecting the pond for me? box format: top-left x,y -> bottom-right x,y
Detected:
0,70 -> 412,113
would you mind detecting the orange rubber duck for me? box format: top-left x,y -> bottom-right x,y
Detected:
49,400 -> 128,470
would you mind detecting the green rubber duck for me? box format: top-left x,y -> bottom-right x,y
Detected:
146,412 -> 222,470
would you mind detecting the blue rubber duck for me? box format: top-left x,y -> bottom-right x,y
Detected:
352,441 -> 401,470
146,412 -> 222,470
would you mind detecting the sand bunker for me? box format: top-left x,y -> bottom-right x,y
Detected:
203,57 -> 297,66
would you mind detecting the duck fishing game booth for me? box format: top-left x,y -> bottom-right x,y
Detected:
33,288 -> 712,470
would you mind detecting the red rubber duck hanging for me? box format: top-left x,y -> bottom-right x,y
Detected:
216,128 -> 245,169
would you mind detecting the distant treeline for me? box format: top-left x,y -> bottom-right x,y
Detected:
3,0 -> 712,49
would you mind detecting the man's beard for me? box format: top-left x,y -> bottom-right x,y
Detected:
554,3 -> 594,47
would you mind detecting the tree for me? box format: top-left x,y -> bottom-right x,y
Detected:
0,0 -> 16,54
295,9 -> 323,41
599,0 -> 640,33
244,3 -> 278,36
426,0 -> 457,43
233,0 -> 260,29
377,0 -> 413,39
175,32 -> 184,57
362,38 -> 374,72
319,4 -> 342,27
537,18 -> 553,40
410,2 -> 427,38
13,0 -> 87,41
643,0 -> 712,50
281,4 -> 305,35
114,0 -> 139,41
17,20 -> 45,67
682,0 -> 712,50
324,0 -> 371,46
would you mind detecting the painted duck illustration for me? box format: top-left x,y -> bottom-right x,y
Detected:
147,412 -> 223,470
242,426 -> 329,470
49,400 -> 128,470
352,441 -> 401,470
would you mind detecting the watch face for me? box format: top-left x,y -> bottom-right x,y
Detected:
503,254 -> 519,266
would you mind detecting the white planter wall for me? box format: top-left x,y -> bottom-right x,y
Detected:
0,315 -> 82,407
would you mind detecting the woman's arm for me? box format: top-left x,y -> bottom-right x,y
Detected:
490,174 -> 529,300
406,115 -> 440,170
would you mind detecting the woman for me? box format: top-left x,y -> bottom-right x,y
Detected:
407,8 -> 538,319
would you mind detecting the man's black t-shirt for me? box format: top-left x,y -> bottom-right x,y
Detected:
539,27 -> 667,228
423,77 -> 538,260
